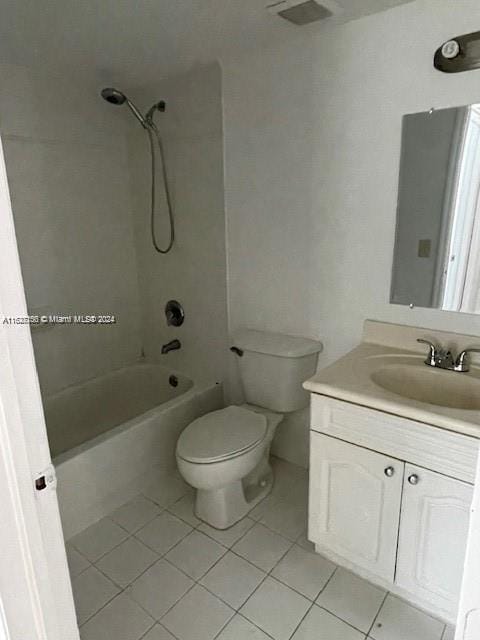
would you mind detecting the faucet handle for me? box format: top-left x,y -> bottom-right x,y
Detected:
455,347 -> 480,372
417,338 -> 437,365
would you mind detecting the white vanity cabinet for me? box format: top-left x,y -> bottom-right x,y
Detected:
396,464 -> 473,615
309,432 -> 403,581
309,395 -> 478,621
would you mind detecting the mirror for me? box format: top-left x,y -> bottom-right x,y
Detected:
391,103 -> 480,313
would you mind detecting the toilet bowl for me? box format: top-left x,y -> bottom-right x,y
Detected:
176,405 -> 282,529
175,329 -> 323,529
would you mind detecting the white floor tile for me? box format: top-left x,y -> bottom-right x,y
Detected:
129,559 -> 194,619
96,537 -> 158,588
72,566 -> 120,625
248,492 -> 280,521
316,568 -> 386,633
232,523 -> 292,572
240,577 -> 311,640
167,493 -> 201,527
271,457 -> 308,485
284,477 -> 309,504
141,624 -> 177,640
110,495 -> 161,533
370,595 -> 445,640
198,517 -> 255,548
270,459 -> 308,500
135,512 -> 192,555
272,545 -> 336,600
70,517 -> 129,562
161,585 -> 234,640
216,614 -> 272,639
201,552 -> 265,609
80,593 -> 154,640
143,477 -> 190,507
292,605 -> 364,640
165,530 -> 226,579
442,625 -> 455,640
66,544 -> 90,578
260,500 -> 307,541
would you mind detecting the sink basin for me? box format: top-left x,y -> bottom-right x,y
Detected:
370,364 -> 480,410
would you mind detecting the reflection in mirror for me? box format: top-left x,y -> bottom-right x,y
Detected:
391,103 -> 480,314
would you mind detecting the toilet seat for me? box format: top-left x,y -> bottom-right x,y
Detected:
177,405 -> 267,464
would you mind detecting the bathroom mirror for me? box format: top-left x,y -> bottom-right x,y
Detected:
390,103 -> 480,313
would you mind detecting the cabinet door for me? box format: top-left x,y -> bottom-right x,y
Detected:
396,464 -> 473,619
309,432 -> 404,581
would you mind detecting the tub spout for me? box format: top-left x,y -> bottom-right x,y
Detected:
161,339 -> 181,354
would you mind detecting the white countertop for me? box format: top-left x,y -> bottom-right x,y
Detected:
304,341 -> 480,439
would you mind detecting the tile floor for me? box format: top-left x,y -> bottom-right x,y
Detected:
66,458 -> 453,640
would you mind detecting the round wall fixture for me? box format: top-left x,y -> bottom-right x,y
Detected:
441,40 -> 460,59
165,300 -> 185,327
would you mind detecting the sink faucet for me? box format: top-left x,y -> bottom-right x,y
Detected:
417,338 -> 480,372
161,339 -> 181,354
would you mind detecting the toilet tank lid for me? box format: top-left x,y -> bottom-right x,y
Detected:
233,329 -> 323,358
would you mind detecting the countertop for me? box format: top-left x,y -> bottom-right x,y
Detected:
304,341 -> 480,439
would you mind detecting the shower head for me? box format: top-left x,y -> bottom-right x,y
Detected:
101,87 -> 126,105
101,87 -> 147,128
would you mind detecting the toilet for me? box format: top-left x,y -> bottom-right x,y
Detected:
176,329 -> 322,529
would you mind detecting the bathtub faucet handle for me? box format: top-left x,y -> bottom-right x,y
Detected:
161,339 -> 181,354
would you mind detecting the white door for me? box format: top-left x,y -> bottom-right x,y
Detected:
0,135 -> 79,640
396,464 -> 473,620
309,433 -> 404,581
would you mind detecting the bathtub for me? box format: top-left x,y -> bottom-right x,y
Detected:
44,362 -> 223,538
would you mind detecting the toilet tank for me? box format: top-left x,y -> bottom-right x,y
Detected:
233,329 -> 323,413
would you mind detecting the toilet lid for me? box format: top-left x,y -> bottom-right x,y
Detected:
177,406 -> 267,464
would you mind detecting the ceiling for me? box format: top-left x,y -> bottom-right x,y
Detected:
0,0 -> 416,86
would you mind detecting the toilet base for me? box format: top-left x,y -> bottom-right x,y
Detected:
195,455 -> 273,530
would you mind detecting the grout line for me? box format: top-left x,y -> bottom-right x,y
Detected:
78,585 -> 137,629
156,580 -> 199,622
68,554 -> 93,581
314,564 -> 338,601
227,612 -> 277,640
206,605 -> 236,640
137,620 -> 172,640
110,504 -> 166,536
233,572 -> 271,618
69,516 -> 133,564
316,604 -> 375,637
131,518 -> 195,558
366,590 -> 389,639
287,601 -> 315,640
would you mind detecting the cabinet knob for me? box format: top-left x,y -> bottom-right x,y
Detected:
384,466 -> 395,477
408,474 -> 420,485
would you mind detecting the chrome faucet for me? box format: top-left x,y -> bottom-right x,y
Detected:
417,338 -> 480,372
454,348 -> 480,372
161,339 -> 181,354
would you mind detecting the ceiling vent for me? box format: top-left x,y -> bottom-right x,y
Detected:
267,0 -> 343,25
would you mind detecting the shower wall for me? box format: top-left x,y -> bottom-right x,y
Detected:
128,63 -> 229,386
0,64 -> 142,395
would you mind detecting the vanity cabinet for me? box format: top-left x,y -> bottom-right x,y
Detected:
309,395 -> 478,621
396,464 -> 472,615
309,432 -> 403,581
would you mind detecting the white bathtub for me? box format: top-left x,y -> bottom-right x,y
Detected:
44,363 -> 223,538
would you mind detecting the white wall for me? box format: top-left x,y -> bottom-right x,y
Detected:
0,64 -> 142,396
128,63 -> 229,386
222,0 -> 480,465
